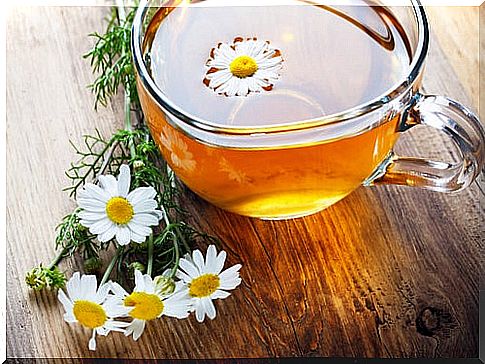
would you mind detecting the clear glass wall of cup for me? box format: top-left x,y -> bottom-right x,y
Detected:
131,0 -> 485,219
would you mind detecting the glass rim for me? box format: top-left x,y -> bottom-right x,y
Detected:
131,0 -> 429,136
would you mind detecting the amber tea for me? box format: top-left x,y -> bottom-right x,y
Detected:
138,1 -> 412,218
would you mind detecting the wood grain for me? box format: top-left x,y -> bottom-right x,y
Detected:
6,5 -> 483,360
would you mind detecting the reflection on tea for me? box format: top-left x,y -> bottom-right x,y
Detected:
138,1 -> 412,218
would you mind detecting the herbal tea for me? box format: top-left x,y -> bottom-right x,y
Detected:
138,1 -> 412,218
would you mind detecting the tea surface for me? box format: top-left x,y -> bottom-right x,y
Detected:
146,0 -> 411,127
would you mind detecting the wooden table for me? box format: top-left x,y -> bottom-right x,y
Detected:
6,5 -> 484,360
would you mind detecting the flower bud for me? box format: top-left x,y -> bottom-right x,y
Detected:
128,262 -> 146,274
133,160 -> 145,171
25,267 -> 47,291
153,275 -> 176,296
25,266 -> 66,291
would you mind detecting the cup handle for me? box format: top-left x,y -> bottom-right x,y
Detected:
366,93 -> 485,192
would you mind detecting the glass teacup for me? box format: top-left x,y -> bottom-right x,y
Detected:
132,0 -> 485,219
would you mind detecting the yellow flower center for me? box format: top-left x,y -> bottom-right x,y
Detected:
124,292 -> 164,321
72,300 -> 107,329
189,274 -> 220,298
105,197 -> 134,224
229,55 -> 258,78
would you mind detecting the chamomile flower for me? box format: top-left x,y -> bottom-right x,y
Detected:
176,245 -> 242,322
77,164 -> 162,246
57,272 -> 129,351
108,270 -> 192,341
204,37 -> 283,97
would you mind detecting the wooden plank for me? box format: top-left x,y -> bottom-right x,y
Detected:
6,5 -> 483,359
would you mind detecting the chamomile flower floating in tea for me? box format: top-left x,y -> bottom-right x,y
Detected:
204,37 -> 283,97
108,270 -> 192,341
57,272 -> 130,351
177,245 -> 242,322
77,164 -> 162,245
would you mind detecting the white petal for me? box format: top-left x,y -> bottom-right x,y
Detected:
95,282 -> 111,304
134,270 -> 146,292
219,264 -> 242,281
217,77 -> 238,96
96,326 -> 109,336
77,189 -> 92,200
128,229 -> 146,244
58,289 -> 73,313
80,220 -> 95,228
236,78 -> 249,96
131,213 -> 160,227
125,322 -> 134,337
98,226 -> 116,242
63,312 -> 77,323
211,289 -> 231,300
178,258 -> 200,279
194,300 -> 206,323
88,331 -> 97,351
259,56 -> 283,69
105,319 -> 131,332
219,278 -> 242,290
192,249 -> 205,272
125,319 -> 145,341
133,319 -> 146,341
78,211 -> 105,222
117,164 -> 131,198
207,59 -> 230,68
247,77 -> 262,92
254,77 -> 271,88
208,70 -> 232,89
115,226 -> 131,246
175,269 -> 192,284
214,250 -> 227,275
201,297 -> 216,320
127,221 -> 152,237
206,69 -> 229,80
249,41 -> 266,57
98,175 -> 118,197
83,184 -> 110,203
127,187 -> 156,205
143,275 -> 154,294
104,298 -> 131,317
162,297 -> 191,319
173,280 -> 188,294
77,198 -> 105,212
133,199 -> 158,214
89,218 -> 114,235
225,78 -> 239,97
254,69 -> 279,81
205,245 -> 217,274
217,43 -> 236,59
234,42 -> 248,55
110,282 -> 129,297
80,275 -> 98,300
66,272 -> 81,301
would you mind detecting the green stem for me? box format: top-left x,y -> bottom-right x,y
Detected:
176,228 -> 191,253
124,92 -> 137,158
47,247 -> 69,270
100,246 -> 124,285
169,233 -> 180,279
161,205 -> 190,252
69,138 -> 116,197
146,234 -> 154,276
